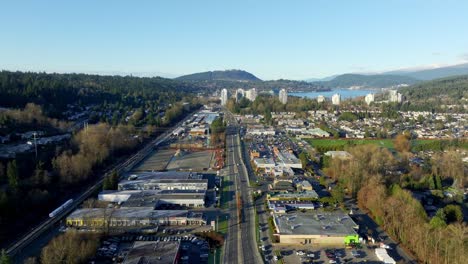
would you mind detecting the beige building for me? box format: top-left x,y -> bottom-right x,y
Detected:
272,211 -> 358,245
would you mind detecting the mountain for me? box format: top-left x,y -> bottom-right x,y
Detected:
314,73 -> 420,88
385,63 -> 468,80
175,69 -> 261,82
399,74 -> 468,102
305,75 -> 338,82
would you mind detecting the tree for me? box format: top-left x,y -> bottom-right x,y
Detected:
298,152 -> 308,168
443,205 -> 463,223
0,250 -> 11,264
331,184 -> 345,204
109,170 -> 119,190
41,231 -> 99,264
102,175 -> 111,190
393,134 -> 410,153
6,160 -> 19,192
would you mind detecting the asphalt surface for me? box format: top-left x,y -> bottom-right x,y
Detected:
223,110 -> 262,264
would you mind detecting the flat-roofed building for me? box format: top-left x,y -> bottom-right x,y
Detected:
66,208 -> 206,228
253,157 -> 276,171
267,190 -> 319,201
272,211 -> 358,245
277,151 -> 302,169
119,179 -> 208,191
295,180 -> 313,191
99,190 -> 206,208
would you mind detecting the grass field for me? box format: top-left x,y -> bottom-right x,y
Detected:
304,138 -> 465,152
306,138 -> 394,149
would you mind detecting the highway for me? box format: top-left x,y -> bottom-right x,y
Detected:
6,111 -> 198,261
223,110 -> 262,264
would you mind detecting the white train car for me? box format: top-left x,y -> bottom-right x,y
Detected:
49,199 -> 73,218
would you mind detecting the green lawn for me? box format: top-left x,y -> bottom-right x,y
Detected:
305,138 -> 466,152
306,138 -> 394,149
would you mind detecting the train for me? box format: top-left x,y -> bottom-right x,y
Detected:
49,199 -> 73,218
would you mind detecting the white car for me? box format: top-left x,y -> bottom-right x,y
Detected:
296,250 -> 305,256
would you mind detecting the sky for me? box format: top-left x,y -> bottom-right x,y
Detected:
1,0 -> 468,80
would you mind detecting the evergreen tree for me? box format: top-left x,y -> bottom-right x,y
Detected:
6,161 -> 19,192
0,249 -> 12,264
102,175 -> 111,190
109,171 -> 119,190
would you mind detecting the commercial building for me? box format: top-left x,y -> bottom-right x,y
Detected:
119,179 -> 208,191
332,93 -> 341,105
246,127 -> 276,136
268,200 -> 317,213
276,151 -> 302,169
253,157 -> 276,171
124,241 -> 180,264
279,89 -> 288,104
66,209 -> 206,228
118,171 -> 208,191
272,211 -> 359,245
98,189 -> 206,208
267,190 -> 319,201
365,93 -> 375,105
220,88 -> 228,106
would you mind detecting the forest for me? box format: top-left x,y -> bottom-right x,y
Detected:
323,142 -> 467,264
0,71 -> 196,118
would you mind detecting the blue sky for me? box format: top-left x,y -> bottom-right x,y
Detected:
1,0 -> 468,80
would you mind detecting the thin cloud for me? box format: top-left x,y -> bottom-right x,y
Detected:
458,53 -> 468,62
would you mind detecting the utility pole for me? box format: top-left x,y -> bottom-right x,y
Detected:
33,132 -> 38,158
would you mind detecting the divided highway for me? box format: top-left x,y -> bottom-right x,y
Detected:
223,110 -> 262,264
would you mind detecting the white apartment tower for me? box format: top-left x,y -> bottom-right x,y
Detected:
245,88 -> 257,101
331,93 -> 341,105
235,88 -> 245,102
279,88 -> 288,104
220,89 -> 228,106
365,93 -> 374,105
389,90 -> 403,103
317,95 -> 325,103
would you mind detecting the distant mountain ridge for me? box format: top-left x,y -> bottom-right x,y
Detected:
311,73 -> 420,88
306,63 -> 468,87
385,63 -> 468,80
175,69 -> 261,82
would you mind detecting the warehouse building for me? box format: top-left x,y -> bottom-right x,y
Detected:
272,211 -> 358,245
99,189 -> 206,208
66,208 -> 206,228
119,178 -> 208,191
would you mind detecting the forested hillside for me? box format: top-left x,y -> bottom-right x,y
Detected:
314,73 -> 420,88
175,69 -> 261,81
0,71 -> 195,118
400,74 -> 468,103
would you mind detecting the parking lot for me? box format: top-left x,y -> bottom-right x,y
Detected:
273,244 -> 383,264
